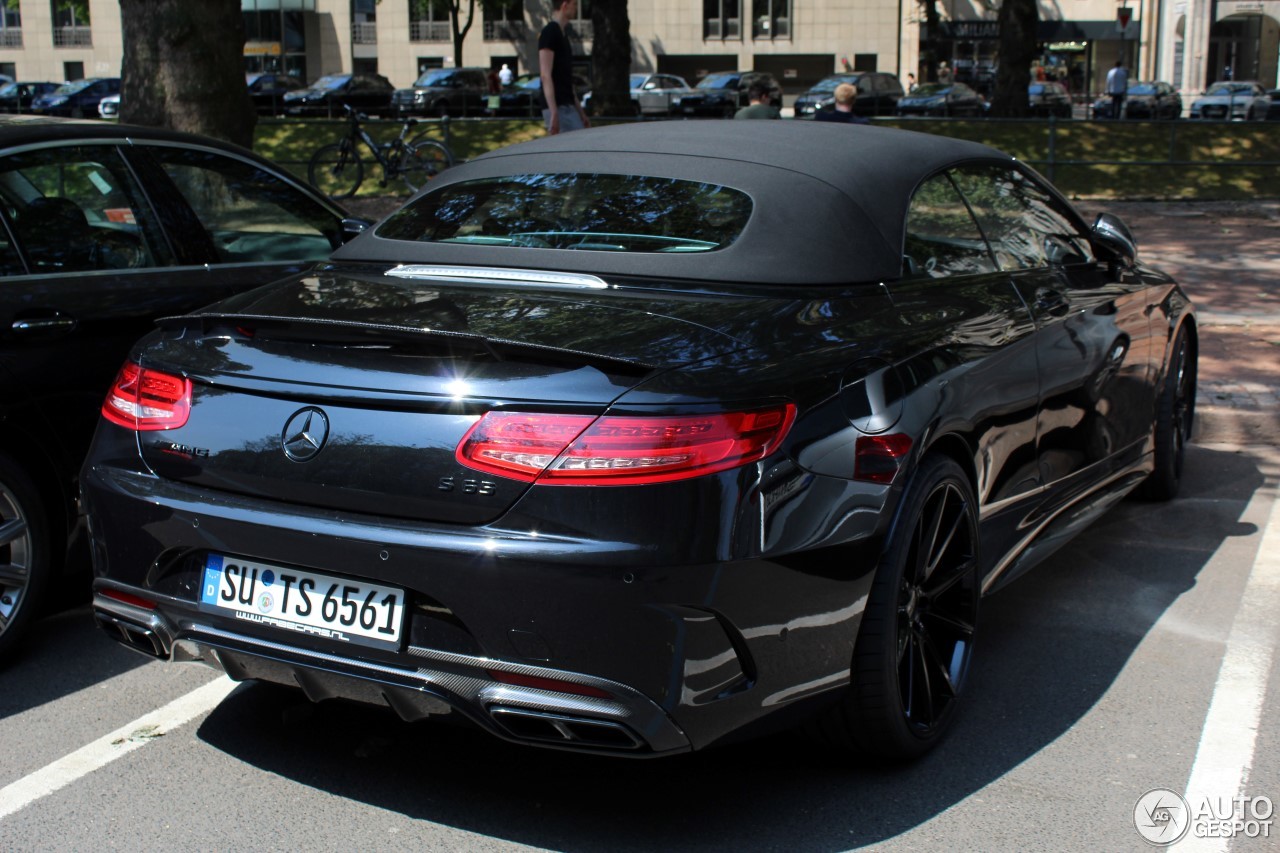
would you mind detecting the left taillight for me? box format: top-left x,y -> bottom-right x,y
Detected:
457,404 -> 796,486
100,361 -> 191,431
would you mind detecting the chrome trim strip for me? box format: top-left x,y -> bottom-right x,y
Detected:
386,264 -> 609,289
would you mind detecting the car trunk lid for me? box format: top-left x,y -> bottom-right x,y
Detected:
135,265 -> 772,524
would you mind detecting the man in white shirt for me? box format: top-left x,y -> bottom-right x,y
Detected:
1105,60 -> 1129,118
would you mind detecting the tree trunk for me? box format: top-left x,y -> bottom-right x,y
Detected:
989,0 -> 1037,118
118,0 -> 255,148
450,0 -> 477,68
920,0 -> 940,82
589,0 -> 632,116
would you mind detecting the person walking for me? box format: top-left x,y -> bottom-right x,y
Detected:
538,0 -> 590,134
1105,59 -> 1129,119
734,82 -> 781,119
498,63 -> 514,86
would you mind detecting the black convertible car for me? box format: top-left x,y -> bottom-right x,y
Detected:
84,122 -> 1196,761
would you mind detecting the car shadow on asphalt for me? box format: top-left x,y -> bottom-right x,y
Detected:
0,605 -> 152,719
194,443 -> 1265,850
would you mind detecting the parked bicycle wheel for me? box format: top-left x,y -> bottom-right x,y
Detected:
308,143 -> 364,199
398,139 -> 454,193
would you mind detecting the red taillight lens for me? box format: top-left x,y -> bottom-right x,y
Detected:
100,588 -> 157,610
487,670 -> 613,699
101,361 -> 192,431
853,433 -> 914,484
457,405 -> 796,486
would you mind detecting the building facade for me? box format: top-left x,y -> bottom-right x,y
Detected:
0,1 -> 1274,100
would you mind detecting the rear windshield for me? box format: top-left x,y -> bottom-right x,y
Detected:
375,173 -> 753,254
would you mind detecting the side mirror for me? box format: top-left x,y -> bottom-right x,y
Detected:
1090,212 -> 1138,266
339,217 -> 374,244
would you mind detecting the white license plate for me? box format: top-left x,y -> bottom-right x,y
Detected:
200,554 -> 405,650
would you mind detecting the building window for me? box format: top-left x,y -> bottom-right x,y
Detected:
352,0 -> 377,45
0,4 -> 21,48
51,0 -> 91,48
569,0 -> 592,42
484,0 -> 523,41
703,0 -> 741,40
409,0 -> 450,42
752,0 -> 789,40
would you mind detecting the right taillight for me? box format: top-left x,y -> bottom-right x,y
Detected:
457,405 -> 796,485
101,361 -> 191,431
853,433 -> 914,484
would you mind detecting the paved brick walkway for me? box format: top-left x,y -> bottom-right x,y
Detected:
1099,200 -> 1280,444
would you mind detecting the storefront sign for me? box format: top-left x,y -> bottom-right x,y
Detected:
939,21 -> 1001,40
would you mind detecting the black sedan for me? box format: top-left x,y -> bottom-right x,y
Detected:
83,122 -> 1196,761
283,72 -> 395,118
0,81 -> 59,114
794,72 -> 904,118
1028,81 -> 1072,118
1093,81 -> 1182,119
0,116 -> 364,659
896,82 -> 986,117
247,72 -> 305,116
675,70 -> 781,118
30,77 -> 121,118
496,72 -> 591,117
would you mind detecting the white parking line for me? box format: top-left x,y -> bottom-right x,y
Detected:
1175,486 -> 1280,852
0,676 -> 237,821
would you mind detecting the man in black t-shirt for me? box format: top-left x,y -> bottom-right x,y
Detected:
538,0 -> 590,134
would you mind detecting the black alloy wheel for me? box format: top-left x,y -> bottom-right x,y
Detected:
0,453 -> 51,660
1140,324 -> 1196,500
817,454 -> 980,760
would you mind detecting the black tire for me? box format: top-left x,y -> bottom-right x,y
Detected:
308,143 -> 364,199
817,454 -> 980,761
1139,324 -> 1196,501
398,140 -> 453,192
0,453 -> 53,662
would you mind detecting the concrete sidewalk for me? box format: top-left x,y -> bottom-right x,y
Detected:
1097,200 -> 1280,444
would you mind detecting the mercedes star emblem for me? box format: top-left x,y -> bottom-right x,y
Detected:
281,407 -> 329,462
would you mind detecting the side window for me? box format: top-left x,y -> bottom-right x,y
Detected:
145,146 -> 341,264
856,77 -> 874,96
0,145 -> 164,274
950,166 -> 1093,271
902,172 -> 997,280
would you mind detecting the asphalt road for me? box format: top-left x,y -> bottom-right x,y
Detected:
2,440 -> 1278,851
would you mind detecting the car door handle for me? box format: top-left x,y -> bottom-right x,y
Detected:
12,314 -> 77,334
1034,287 -> 1070,317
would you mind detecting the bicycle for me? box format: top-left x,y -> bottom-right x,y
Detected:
307,105 -> 454,199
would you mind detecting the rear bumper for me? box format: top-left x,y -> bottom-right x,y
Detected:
93,588 -> 685,755
82,461 -> 881,755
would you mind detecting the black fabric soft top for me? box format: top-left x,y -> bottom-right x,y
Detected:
337,121 -> 1015,286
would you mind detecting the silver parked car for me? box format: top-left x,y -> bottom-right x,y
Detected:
1189,81 -> 1271,120
583,73 -> 693,116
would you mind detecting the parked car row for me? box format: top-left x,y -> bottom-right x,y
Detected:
17,68 -> 1280,125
